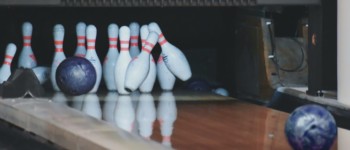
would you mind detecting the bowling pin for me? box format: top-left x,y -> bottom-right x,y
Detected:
148,22 -> 192,81
157,92 -> 177,147
74,22 -> 87,57
137,93 -> 156,139
125,32 -> 158,92
0,43 -> 16,84
114,26 -> 131,95
82,94 -> 102,119
103,24 -> 119,91
18,22 -> 37,68
139,25 -> 157,93
72,95 -> 85,110
52,92 -> 68,105
32,66 -> 50,84
157,55 -> 176,91
103,92 -> 118,124
115,95 -> 135,132
85,25 -> 102,93
129,22 -> 140,58
50,24 -> 66,92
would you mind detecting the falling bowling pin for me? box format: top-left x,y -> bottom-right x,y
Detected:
114,26 -> 131,95
74,22 -> 87,57
139,25 -> 157,93
85,25 -> 102,93
129,22 -> 140,58
18,22 -> 37,68
148,22 -> 191,81
103,24 -> 119,91
0,43 -> 16,84
157,56 -> 176,91
137,93 -> 156,139
125,32 -> 158,92
50,24 -> 66,92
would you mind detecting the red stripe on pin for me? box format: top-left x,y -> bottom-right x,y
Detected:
120,40 -> 129,44
130,43 -> 138,47
24,43 -> 31,47
142,48 -> 151,53
55,48 -> 63,52
87,39 -> 96,43
77,43 -> 85,46
159,33 -> 164,38
5,55 -> 14,59
109,45 -> 117,48
109,37 -> 118,41
3,61 -> 11,65
77,36 -> 85,40
55,41 -> 63,45
87,46 -> 95,50
159,39 -> 167,46
130,36 -> 138,40
23,36 -> 31,40
145,41 -> 155,48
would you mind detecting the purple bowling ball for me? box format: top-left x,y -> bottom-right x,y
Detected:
285,104 -> 337,150
56,57 -> 96,95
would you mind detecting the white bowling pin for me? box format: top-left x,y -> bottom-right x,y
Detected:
82,94 -> 102,119
18,22 -> 37,68
50,24 -> 66,92
114,26 -> 131,95
103,24 -> 119,91
72,95 -> 85,110
103,92 -> 118,124
0,43 -> 16,84
125,32 -> 158,92
32,66 -> 50,84
157,92 -> 177,147
74,22 -> 87,57
139,25 -> 156,93
148,22 -> 192,81
157,56 -> 176,91
137,93 -> 156,139
129,22 -> 140,58
52,92 -> 68,105
114,95 -> 135,132
85,25 -> 102,93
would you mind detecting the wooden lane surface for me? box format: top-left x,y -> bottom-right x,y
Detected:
150,100 -> 338,150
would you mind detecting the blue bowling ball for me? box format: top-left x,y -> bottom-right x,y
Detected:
56,57 -> 96,95
285,104 -> 337,150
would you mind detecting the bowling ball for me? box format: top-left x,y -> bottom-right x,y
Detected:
56,57 -> 96,95
285,104 -> 337,150
185,78 -> 211,92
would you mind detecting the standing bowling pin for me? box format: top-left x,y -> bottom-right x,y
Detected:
85,25 -> 102,93
139,25 -> 157,93
18,22 -> 37,68
32,66 -> 50,84
103,24 -> 119,91
114,26 -> 132,95
125,32 -> 158,92
129,22 -> 140,58
148,22 -> 192,81
74,22 -> 87,57
157,56 -> 176,91
0,43 -> 16,84
50,24 -> 66,92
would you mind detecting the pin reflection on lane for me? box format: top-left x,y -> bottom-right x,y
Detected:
137,93 -> 156,139
115,95 -> 135,132
82,94 -> 102,119
103,92 -> 118,124
157,92 -> 177,148
52,92 -> 68,105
